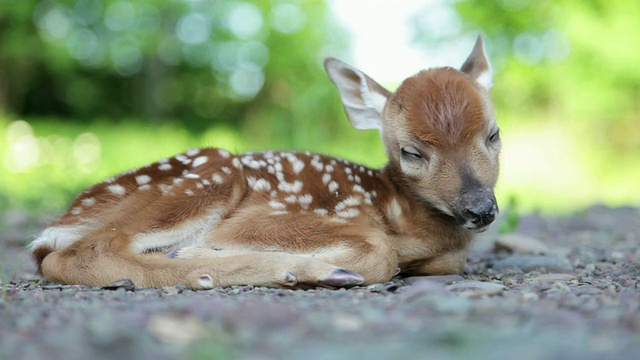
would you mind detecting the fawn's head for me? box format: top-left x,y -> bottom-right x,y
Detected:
325,36 -> 500,231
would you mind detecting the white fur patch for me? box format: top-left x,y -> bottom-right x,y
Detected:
277,180 -> 303,193
192,156 -> 208,167
158,163 -> 172,171
218,149 -> 230,158
328,181 -> 339,193
131,207 -> 226,253
186,148 -> 201,157
322,173 -> 332,185
81,197 -> 95,207
136,175 -> 151,185
269,200 -> 286,209
107,184 -> 126,196
386,198 -> 402,220
313,208 -> 329,216
28,225 -> 89,253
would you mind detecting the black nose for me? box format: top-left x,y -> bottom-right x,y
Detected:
464,200 -> 497,226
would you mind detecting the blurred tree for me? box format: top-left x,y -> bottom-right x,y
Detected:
412,0 -> 640,131
0,0 -> 348,142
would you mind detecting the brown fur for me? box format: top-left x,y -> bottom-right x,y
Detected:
29,37 -> 500,289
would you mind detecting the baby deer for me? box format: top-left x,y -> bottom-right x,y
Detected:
29,36 -> 500,289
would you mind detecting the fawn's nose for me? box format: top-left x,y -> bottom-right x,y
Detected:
464,200 -> 497,227
458,190 -> 498,229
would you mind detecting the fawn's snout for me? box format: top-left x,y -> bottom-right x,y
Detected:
457,188 -> 498,231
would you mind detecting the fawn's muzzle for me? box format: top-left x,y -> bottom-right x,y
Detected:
457,189 -> 498,231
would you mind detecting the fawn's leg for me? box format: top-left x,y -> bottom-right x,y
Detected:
176,208 -> 400,285
40,232 -> 364,289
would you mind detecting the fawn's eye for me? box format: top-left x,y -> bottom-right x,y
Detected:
487,128 -> 500,144
401,146 -> 422,160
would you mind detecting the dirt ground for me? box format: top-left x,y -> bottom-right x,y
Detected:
1,205 -> 639,360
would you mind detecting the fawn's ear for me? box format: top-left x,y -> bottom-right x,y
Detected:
460,35 -> 493,90
324,58 -> 391,131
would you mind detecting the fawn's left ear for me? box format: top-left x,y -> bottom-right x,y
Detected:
460,35 -> 493,90
324,57 -> 392,131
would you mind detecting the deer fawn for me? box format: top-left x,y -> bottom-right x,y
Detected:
28,36 -> 500,290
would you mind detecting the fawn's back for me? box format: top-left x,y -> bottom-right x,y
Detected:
29,36 -> 501,289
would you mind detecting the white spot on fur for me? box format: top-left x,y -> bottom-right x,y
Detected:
159,184 -> 172,195
136,175 -> 151,185
184,173 -> 200,179
107,184 -> 126,196
196,182 -> 204,189
158,163 -> 172,171
277,180 -> 303,193
325,165 -> 334,173
328,181 -> 339,193
345,168 -> 352,175
313,208 -> 329,216
241,156 -> 261,169
221,166 -> 232,174
81,197 -> 95,207
185,189 -> 194,196
284,195 -> 297,204
192,156 -> 208,167
186,148 -> 201,157
218,149 -> 230,158
298,194 -> 313,209
267,165 -> 275,174
311,157 -> 323,171
322,173 -> 332,185
367,170 -> 373,177
138,184 -> 151,191
212,174 -> 224,184
354,175 -> 361,183
175,154 -> 191,164
269,200 -> 286,209
248,177 -> 271,192
353,185 -> 365,194
335,196 -> 361,211
173,178 -> 184,185
71,207 -> 82,215
347,175 -> 354,182
270,210 -> 289,216
232,158 -> 242,169
336,208 -> 360,219
158,158 -> 169,164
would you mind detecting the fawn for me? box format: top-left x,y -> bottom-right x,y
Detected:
28,36 -> 500,289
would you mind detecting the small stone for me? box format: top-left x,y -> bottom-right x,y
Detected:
494,233 -> 551,255
493,255 -> 573,273
530,273 -> 576,282
404,275 -> 465,286
367,282 -> 400,293
101,279 -> 135,291
446,280 -> 506,297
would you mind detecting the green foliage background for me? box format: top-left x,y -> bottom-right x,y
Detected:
1,0 -> 639,213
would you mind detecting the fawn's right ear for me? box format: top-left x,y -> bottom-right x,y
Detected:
324,58 -> 392,131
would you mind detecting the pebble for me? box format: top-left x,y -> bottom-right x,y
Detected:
404,275 -> 465,286
102,279 -> 135,292
530,273 -> 576,282
494,233 -> 551,255
493,255 -> 573,273
446,280 -> 506,297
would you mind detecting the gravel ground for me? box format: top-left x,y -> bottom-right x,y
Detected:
1,205 -> 639,360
